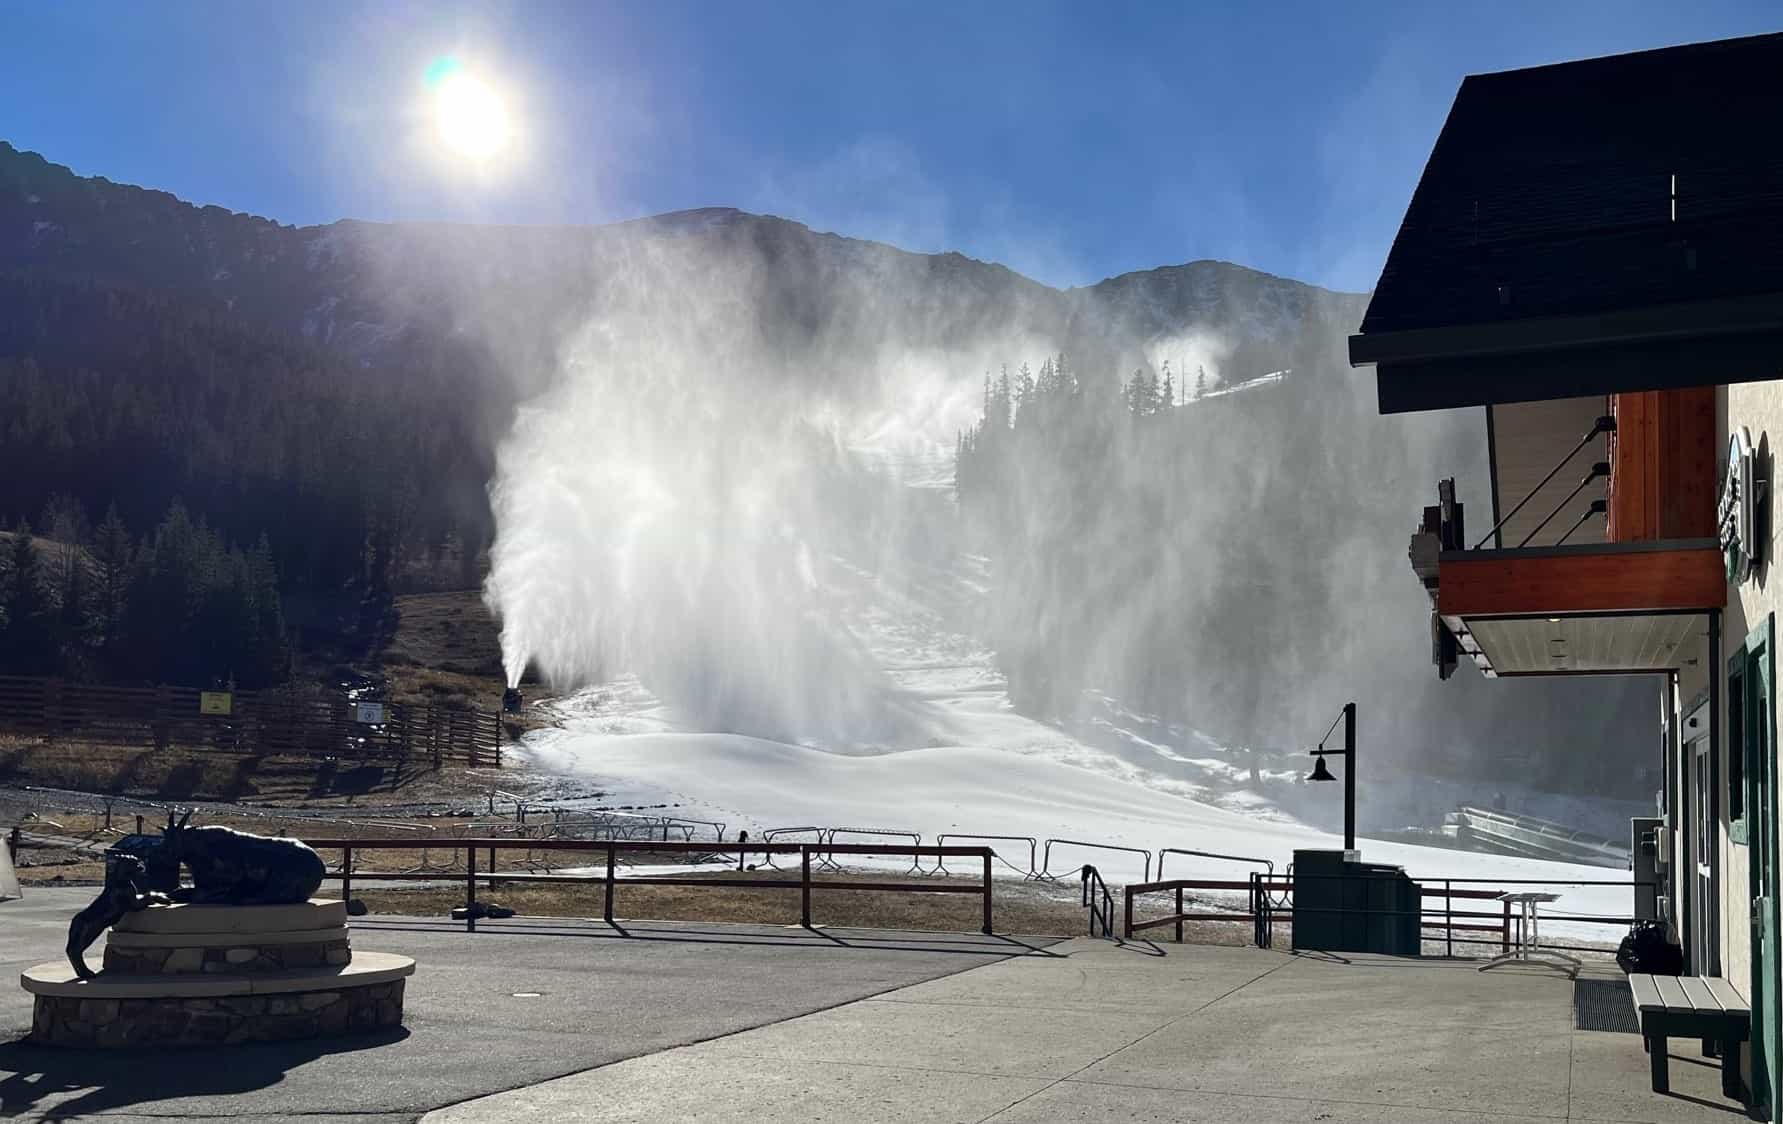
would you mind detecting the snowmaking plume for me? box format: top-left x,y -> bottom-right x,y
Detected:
480,230 -> 990,746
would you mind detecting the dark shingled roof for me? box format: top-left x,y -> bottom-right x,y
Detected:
1359,32 -> 1783,336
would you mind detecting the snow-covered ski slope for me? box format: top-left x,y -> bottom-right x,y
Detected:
518,531 -> 1636,944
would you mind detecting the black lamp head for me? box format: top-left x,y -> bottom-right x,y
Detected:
1308,752 -> 1337,782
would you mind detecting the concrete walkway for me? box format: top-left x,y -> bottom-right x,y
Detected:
3,889 -> 1051,1122
427,939 -> 1750,1124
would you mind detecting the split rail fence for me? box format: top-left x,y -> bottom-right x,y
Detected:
0,676 -> 501,766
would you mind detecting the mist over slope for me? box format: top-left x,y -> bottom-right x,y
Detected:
0,140 -> 1655,801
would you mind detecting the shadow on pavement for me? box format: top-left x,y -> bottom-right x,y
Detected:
353,917 -> 1064,957
0,1028 -> 408,1119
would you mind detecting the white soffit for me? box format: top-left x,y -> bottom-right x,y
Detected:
1464,613 -> 1704,674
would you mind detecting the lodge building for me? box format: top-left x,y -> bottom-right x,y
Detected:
1349,32 -> 1783,1116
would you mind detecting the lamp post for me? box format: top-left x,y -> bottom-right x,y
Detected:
1307,701 -> 1357,852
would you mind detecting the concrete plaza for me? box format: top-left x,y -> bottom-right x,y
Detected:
2,887 -> 1751,1123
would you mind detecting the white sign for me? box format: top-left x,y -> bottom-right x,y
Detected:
354,702 -> 387,725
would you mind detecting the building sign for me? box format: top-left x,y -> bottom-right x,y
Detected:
1720,427 -> 1765,583
355,702 -> 387,725
198,691 -> 233,716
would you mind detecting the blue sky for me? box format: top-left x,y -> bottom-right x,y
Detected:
3,2 -> 1776,292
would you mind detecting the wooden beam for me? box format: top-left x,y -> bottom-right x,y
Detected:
1657,386 -> 1716,539
1438,546 -> 1725,616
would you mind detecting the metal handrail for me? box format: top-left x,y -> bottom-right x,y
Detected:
1081,864 -> 1115,939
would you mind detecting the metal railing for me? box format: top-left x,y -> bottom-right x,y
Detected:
302,837 -> 996,934
936,834 -> 1039,879
1081,864 -> 1115,939
822,828 -> 923,874
1471,414 -> 1614,549
1156,847 -> 1274,880
1121,872 -> 1655,957
1041,838 -> 1152,882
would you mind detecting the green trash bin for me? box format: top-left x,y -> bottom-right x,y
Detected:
1291,849 -> 1421,955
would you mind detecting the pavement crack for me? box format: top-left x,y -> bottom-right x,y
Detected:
1564,1014 -> 1578,1120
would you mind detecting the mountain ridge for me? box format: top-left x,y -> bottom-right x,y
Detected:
1,139 -> 1365,365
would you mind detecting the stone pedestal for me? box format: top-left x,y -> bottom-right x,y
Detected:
22,900 -> 414,1047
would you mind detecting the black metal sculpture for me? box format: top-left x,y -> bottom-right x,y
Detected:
65,854 -> 169,979
157,810 -> 327,905
65,811 -> 328,977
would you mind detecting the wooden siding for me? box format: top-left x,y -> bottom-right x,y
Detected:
1607,387 -> 1717,541
1438,546 -> 1725,616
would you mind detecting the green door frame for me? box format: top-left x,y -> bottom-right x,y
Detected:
1746,613 -> 1779,1115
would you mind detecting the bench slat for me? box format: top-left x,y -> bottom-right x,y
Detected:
1705,977 -> 1752,1016
1629,973 -> 1665,1012
1654,975 -> 1694,1014
1678,976 -> 1720,1012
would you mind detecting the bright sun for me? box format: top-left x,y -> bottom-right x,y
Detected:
433,70 -> 511,161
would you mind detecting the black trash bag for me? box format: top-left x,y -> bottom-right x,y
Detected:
1617,920 -> 1685,975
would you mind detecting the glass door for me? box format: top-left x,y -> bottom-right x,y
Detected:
1691,723 -> 1715,974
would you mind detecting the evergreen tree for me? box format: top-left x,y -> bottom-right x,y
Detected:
92,505 -> 133,652
246,533 -> 289,687
58,547 -> 88,652
0,522 -> 53,675
1126,368 -> 1163,417
1194,365 -> 1207,400
123,502 -> 203,683
39,492 -> 90,551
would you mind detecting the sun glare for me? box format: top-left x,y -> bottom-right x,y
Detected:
433,71 -> 511,161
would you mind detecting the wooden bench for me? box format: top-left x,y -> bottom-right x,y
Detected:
1628,973 -> 1750,1099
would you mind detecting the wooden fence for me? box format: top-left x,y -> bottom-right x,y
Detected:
0,676 -> 501,766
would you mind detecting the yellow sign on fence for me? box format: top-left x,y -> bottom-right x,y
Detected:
198,691 -> 233,716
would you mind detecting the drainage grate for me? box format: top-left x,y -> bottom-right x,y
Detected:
1574,977 -> 1640,1033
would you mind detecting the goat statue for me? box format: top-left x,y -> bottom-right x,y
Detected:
63,811 -> 329,978
66,854 -> 170,979
157,810 -> 327,905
